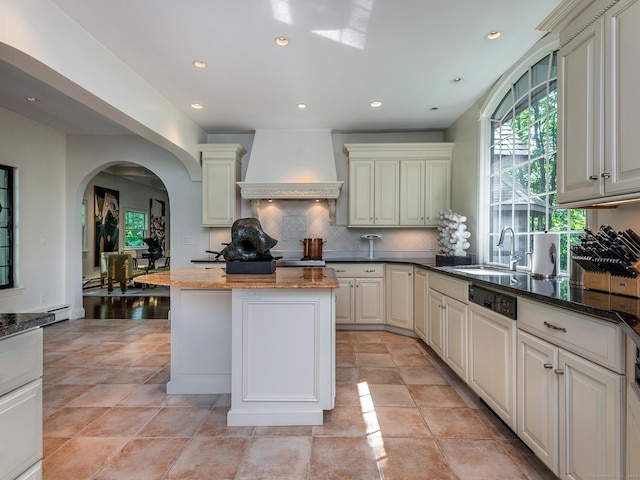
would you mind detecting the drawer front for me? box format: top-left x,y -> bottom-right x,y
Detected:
518,298 -> 624,373
15,461 -> 42,480
428,272 -> 468,303
0,329 -> 43,397
330,263 -> 384,278
0,379 -> 43,480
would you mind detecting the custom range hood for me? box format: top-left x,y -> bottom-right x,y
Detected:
237,129 -> 343,222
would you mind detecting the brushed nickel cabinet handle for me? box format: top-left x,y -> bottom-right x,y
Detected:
589,175 -> 598,180
601,172 -> 611,179
544,321 -> 567,333
543,363 -> 553,369
554,369 -> 565,375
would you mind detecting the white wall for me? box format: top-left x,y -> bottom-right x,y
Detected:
82,172 -> 170,279
0,107 -> 67,313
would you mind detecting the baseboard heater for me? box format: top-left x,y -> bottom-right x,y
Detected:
44,304 -> 72,322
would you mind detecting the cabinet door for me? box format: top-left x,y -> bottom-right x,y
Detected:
413,268 -> 428,341
428,289 -> 445,358
335,278 -> 355,324
385,264 -> 414,330
355,278 -> 384,324
443,296 -> 468,382
517,330 -> 559,474
627,386 -> 640,479
603,0 -> 640,195
348,160 -> 375,226
202,159 -> 239,226
374,161 -> 399,225
424,160 -> 450,226
400,160 -> 425,225
557,19 -> 604,204
468,306 -> 516,430
558,349 -> 623,480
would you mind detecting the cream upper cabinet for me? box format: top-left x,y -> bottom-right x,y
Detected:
200,144 -> 246,227
546,0 -> 640,206
344,143 -> 453,227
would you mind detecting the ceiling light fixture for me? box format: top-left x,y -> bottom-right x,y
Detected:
26,97 -> 40,102
451,77 -> 463,83
370,101 -> 382,108
487,31 -> 501,40
297,103 -> 307,109
192,60 -> 207,68
274,36 -> 289,46
190,103 -> 204,110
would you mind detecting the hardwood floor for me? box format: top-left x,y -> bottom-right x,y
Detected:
82,295 -> 170,320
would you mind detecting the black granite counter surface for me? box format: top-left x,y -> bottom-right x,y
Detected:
192,255 -> 640,347
0,312 -> 55,339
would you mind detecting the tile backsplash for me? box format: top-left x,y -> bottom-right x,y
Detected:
209,200 -> 439,259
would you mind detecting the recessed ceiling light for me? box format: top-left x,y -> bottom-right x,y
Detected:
26,97 -> 40,102
297,103 -> 307,109
192,60 -> 207,68
274,36 -> 289,46
190,103 -> 204,110
370,101 -> 383,108
487,31 -> 501,40
451,77 -> 463,83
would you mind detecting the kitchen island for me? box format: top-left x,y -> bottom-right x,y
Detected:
135,267 -> 338,426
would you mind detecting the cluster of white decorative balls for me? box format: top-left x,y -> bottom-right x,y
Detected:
437,209 -> 471,257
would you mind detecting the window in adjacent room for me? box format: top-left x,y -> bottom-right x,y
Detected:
124,209 -> 148,248
0,165 -> 15,289
486,48 -> 585,274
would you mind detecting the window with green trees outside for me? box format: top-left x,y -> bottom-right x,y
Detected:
488,50 -> 585,274
124,210 -> 148,248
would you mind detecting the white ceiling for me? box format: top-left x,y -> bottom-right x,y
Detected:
0,0 -> 561,136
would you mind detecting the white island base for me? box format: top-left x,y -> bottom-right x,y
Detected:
167,286 -> 335,426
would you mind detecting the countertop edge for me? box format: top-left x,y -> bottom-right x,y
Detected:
0,312 -> 55,339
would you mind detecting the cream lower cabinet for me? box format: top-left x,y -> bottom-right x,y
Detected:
626,335 -> 640,479
333,264 -> 384,325
200,144 -> 246,227
427,272 -> 468,382
517,299 -> 624,478
468,303 -> 516,430
413,268 -> 428,341
0,328 -> 43,480
385,264 -> 414,331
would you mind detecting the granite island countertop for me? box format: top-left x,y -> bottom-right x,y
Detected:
135,266 -> 339,289
0,312 -> 55,339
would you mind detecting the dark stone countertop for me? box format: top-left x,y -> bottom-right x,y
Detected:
0,312 -> 55,339
192,255 -> 640,347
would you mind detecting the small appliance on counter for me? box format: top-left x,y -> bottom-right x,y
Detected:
532,232 -> 559,279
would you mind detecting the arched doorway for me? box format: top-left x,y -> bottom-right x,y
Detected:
79,161 -> 171,319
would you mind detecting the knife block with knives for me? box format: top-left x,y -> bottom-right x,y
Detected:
572,225 -> 640,297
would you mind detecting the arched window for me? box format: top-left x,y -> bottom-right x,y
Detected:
481,37 -> 585,275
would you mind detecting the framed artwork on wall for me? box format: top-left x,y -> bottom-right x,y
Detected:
150,198 -> 166,252
94,186 -> 120,267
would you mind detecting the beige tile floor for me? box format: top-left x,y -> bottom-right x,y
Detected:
42,319 -> 557,480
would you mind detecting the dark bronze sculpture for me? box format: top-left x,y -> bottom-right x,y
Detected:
208,217 -> 278,262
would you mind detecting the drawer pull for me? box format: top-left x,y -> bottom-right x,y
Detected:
554,369 -> 565,375
364,269 -> 376,273
544,321 -> 567,333
335,269 -> 346,273
589,175 -> 599,180
543,363 -> 553,369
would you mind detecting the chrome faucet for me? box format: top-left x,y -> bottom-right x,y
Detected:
497,226 -> 518,271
